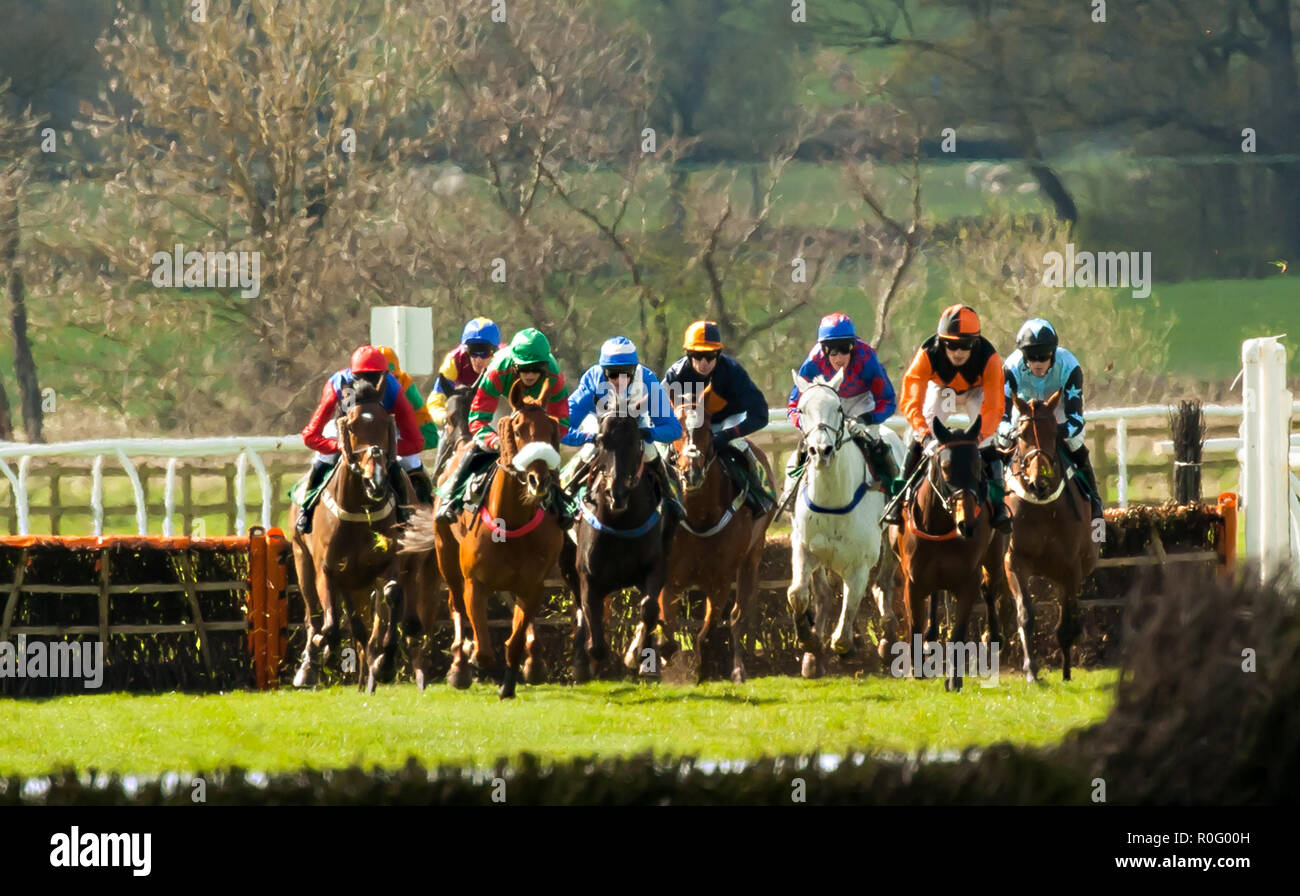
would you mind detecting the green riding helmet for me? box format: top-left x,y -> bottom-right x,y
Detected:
508,328 -> 552,367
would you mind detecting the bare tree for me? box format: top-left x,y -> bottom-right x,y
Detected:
0,88 -> 43,442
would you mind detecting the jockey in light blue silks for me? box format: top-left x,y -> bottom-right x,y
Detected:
998,318 -> 1104,520
562,336 -> 684,517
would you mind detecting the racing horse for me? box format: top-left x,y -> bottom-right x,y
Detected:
401,379 -> 565,699
1002,390 -> 1099,682
561,391 -> 676,682
291,380 -> 407,693
659,386 -> 775,683
787,368 -> 904,679
888,416 -> 1006,691
403,383 -> 475,689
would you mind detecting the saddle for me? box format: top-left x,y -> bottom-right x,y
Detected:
718,443 -> 776,510
288,461 -> 339,506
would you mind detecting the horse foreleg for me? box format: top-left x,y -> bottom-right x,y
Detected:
522,620 -> 548,686
946,582 -> 980,693
1057,571 -> 1082,682
500,590 -> 540,700
1005,559 -> 1038,683
732,547 -> 763,684
656,584 -> 681,664
786,546 -> 821,679
630,587 -> 662,681
831,564 -> 870,658
292,547 -> 322,688
463,576 -> 497,684
905,578 -> 928,680
870,547 -> 901,662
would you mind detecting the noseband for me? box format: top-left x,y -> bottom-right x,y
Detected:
921,439 -> 983,519
1010,412 -> 1064,500
796,383 -> 848,456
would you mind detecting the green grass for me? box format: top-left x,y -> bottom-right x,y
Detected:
0,671 -> 1117,776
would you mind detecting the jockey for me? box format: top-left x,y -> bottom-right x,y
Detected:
784,312 -> 900,494
427,317 -> 501,428
881,303 -> 1011,530
296,345 -> 424,534
375,345 -> 437,507
662,321 -> 774,514
998,318 -> 1104,521
435,327 -> 571,523
563,336 -> 683,516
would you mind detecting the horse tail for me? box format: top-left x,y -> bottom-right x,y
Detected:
397,506 -> 439,556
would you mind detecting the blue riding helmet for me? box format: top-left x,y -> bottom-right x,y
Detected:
460,317 -> 501,347
817,312 -> 857,342
598,336 -> 639,368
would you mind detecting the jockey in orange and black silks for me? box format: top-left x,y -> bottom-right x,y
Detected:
998,318 -> 1104,521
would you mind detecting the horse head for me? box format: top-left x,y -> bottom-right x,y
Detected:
501,378 -> 563,502
444,384 -> 476,445
930,415 -> 984,539
593,388 -> 647,514
1012,390 -> 1063,499
338,381 -> 395,503
673,385 -> 724,492
792,367 -> 847,469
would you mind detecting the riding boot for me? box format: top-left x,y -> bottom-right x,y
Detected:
435,445 -> 480,523
389,461 -> 414,525
859,432 -> 900,495
727,439 -> 774,515
650,454 -> 682,522
1066,444 -> 1105,520
295,458 -> 333,534
408,464 -> 435,506
777,444 -> 808,512
982,448 -> 1012,531
881,440 -> 924,526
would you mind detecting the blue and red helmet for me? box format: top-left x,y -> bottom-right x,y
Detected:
817,312 -> 857,342
460,317 -> 500,348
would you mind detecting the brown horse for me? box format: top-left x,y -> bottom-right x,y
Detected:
659,387 -> 775,683
889,416 -> 1006,691
401,379 -> 565,699
1002,391 -> 1099,682
291,380 -> 407,693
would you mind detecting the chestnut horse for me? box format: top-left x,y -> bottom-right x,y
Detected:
889,416 -> 1006,691
659,387 -> 775,683
561,392 -> 675,682
291,380 -> 407,693
401,379 -> 565,699
1002,391 -> 1099,682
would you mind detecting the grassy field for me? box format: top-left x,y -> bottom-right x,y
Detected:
0,671 -> 1116,776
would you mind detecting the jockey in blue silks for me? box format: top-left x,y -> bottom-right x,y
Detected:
998,318 -> 1103,520
562,336 -> 683,515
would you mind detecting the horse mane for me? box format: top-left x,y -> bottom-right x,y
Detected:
340,378 -> 383,415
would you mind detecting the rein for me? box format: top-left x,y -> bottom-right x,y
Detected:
584,432 -> 658,539
324,406 -> 394,524
1009,412 -> 1069,504
903,439 -> 981,538
477,411 -> 560,539
672,400 -> 739,537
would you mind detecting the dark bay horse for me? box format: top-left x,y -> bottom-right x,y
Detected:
659,387 -> 774,683
402,379 -> 565,699
561,393 -> 676,682
889,416 -> 1006,691
1003,391 -> 1099,682
403,383 -> 475,688
291,380 -> 406,693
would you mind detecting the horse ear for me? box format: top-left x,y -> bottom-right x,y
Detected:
793,370 -> 813,393
966,415 -> 982,440
1013,394 -> 1031,417
1045,389 -> 1062,411
826,366 -> 846,391
932,417 -> 951,443
508,378 -> 524,411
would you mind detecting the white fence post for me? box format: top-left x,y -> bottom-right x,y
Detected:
1240,337 -> 1293,584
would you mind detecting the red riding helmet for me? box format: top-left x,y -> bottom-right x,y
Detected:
350,345 -> 388,374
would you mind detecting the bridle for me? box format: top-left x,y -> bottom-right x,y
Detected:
919,438 -> 983,521
673,400 -> 721,492
796,382 -> 848,457
1008,409 -> 1065,501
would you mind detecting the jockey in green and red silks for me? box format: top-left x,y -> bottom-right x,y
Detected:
295,345 -> 424,534
436,328 -> 571,522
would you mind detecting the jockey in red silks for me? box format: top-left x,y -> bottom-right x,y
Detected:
296,345 -> 423,534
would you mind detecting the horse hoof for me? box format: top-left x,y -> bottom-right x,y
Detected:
366,673 -> 377,694
572,663 -> 591,684
730,666 -> 745,685
832,640 -> 855,659
945,677 -> 962,692
801,653 -> 821,679
447,663 -> 472,690
292,663 -> 316,689
658,636 -> 680,663
877,638 -> 891,662
523,657 -> 547,685
415,669 -> 427,691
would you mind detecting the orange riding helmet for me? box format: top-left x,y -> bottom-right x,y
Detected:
683,320 -> 724,352
937,304 -> 981,344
